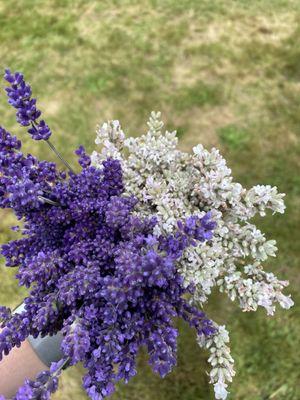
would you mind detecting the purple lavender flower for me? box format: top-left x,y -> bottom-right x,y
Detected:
28,120 -> 51,141
4,69 -> 75,173
75,145 -> 91,168
4,69 -> 50,140
0,126 -> 62,215
12,358 -> 67,400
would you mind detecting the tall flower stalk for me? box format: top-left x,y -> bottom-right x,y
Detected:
4,69 -> 74,174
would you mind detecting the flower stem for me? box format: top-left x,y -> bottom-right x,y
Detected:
38,195 -> 60,206
52,358 -> 70,377
46,139 -> 75,174
30,122 -> 75,173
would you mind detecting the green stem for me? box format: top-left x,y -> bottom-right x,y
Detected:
46,139 -> 75,174
30,121 -> 75,173
38,195 -> 60,206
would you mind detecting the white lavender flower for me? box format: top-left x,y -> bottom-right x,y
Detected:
92,111 -> 293,398
197,325 -> 235,400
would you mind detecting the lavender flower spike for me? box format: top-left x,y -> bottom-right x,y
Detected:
4,69 -> 50,140
4,69 -> 75,173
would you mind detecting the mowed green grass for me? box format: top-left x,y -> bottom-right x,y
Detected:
0,1 -> 300,399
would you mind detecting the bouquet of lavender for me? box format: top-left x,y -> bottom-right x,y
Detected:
0,70 -> 293,400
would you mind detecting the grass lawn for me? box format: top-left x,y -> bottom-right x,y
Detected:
0,1 -> 299,399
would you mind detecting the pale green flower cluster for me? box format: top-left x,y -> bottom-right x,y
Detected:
91,112 -> 293,399
198,325 -> 234,400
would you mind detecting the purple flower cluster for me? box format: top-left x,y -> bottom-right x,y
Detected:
4,69 -> 51,140
0,126 -> 63,215
0,70 -> 216,400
